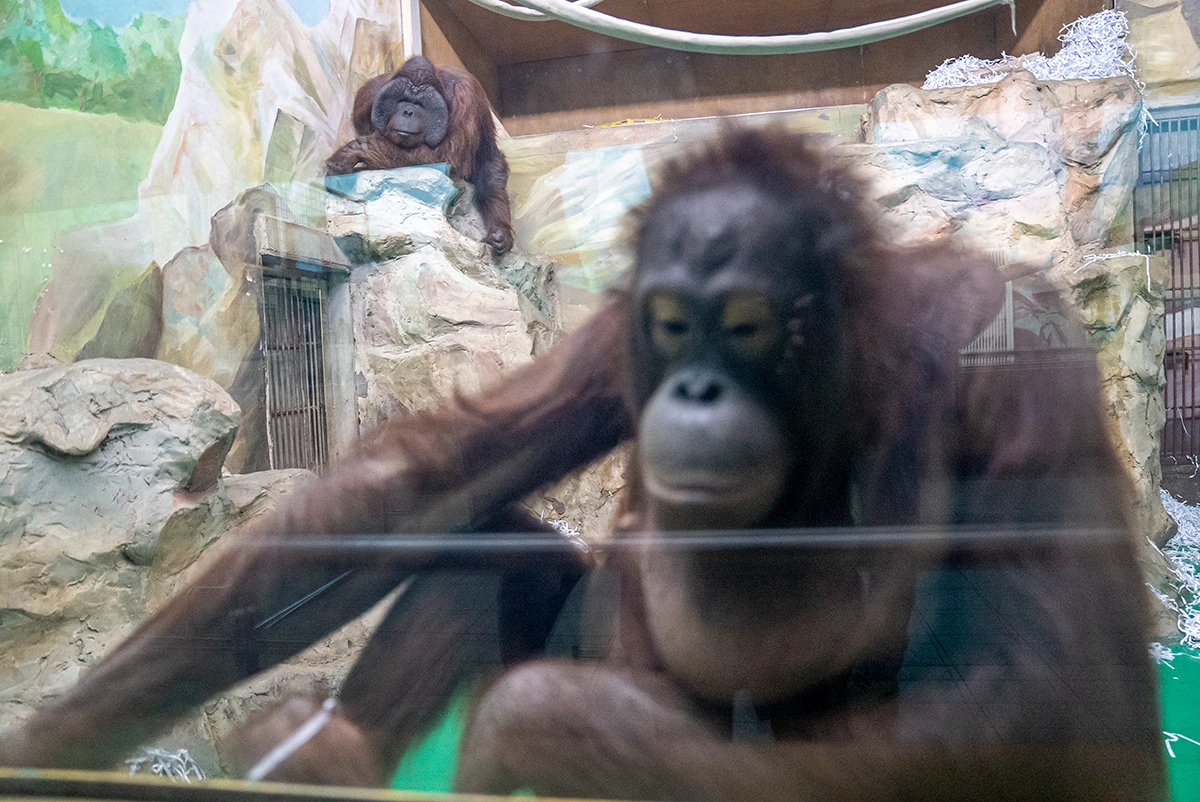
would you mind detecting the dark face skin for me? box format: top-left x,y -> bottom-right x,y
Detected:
371,76 -> 449,149
386,97 -> 427,146
630,183 -> 850,532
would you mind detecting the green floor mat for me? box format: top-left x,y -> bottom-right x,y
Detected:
1162,645 -> 1200,802
388,689 -> 468,793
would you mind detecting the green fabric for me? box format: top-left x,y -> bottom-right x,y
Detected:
389,653 -> 1200,798
1161,646 -> 1200,802
387,688 -> 469,793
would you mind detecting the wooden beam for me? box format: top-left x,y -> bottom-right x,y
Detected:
401,0 -> 423,58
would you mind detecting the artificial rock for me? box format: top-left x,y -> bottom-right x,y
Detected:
0,359 -> 239,737
328,166 -> 557,430
859,73 -> 1178,632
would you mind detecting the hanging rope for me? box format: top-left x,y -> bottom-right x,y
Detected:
461,0 -> 1017,55
462,0 -> 606,22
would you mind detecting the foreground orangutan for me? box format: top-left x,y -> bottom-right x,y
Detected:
0,129 -> 1164,802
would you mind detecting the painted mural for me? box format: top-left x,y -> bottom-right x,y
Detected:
0,0 -> 402,372
1118,0 -> 1200,99
0,0 -> 181,370
0,1 -> 183,123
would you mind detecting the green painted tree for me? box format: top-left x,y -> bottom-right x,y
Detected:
0,0 -> 183,124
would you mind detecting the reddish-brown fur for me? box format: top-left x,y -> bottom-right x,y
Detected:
446,133 -> 1163,801
0,305 -> 628,780
327,56 -> 514,254
0,130 -> 1164,800
229,696 -> 381,787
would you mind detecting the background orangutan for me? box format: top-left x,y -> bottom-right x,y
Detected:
0,129 -> 1163,801
327,55 -> 514,254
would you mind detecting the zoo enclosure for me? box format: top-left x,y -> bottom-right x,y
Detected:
1135,104 -> 1200,466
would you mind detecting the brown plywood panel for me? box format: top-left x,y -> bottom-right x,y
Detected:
422,0 -> 1099,135
427,0 -> 1005,66
497,11 -> 1005,129
500,90 -> 882,136
1012,0 -> 1105,56
636,0 -> 990,35
420,0 -> 502,104
499,46 -> 863,117
859,9 -> 1010,84
422,0 -> 653,64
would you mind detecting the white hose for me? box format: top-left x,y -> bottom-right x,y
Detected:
462,0 -> 1016,55
462,0 -> 606,23
244,698 -> 338,782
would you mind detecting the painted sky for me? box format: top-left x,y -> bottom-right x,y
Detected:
59,0 -> 331,28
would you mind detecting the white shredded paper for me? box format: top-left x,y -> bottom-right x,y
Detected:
548,517 -> 582,539
923,10 -> 1141,90
1149,641 -> 1178,667
125,747 -> 205,783
1075,251 -> 1153,288
1164,731 -> 1200,759
1154,490 -> 1200,650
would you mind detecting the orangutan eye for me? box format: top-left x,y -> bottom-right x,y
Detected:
648,294 -> 690,357
721,295 -> 776,356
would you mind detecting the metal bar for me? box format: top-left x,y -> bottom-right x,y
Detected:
1185,117 -> 1195,289
0,768 -> 454,802
302,280 -> 318,470
306,282 -> 321,470
290,277 -> 305,469
258,273 -> 275,471
280,277 -> 296,469
1191,118 -> 1199,459
263,280 -> 273,469
291,278 -> 306,469
1168,120 -> 1175,287
265,279 -> 280,469
277,282 -> 288,467
1180,122 -> 1197,458
1169,120 -> 1181,459
270,278 -> 286,470
1155,118 -> 1164,255
242,525 -> 1131,561
1004,281 -> 1014,352
267,280 -> 284,470
1183,120 -> 1193,458
273,281 -> 285,469
290,279 -> 304,470
301,282 -> 314,470
314,285 -> 325,469
255,570 -> 355,631
1181,119 -> 1187,460
1148,118 -> 1171,460
315,284 -> 329,469
1169,121 -> 1181,458
302,282 -> 320,471
302,282 -> 316,470
311,283 -> 324,470
1144,122 -> 1153,253
1184,176 -> 1190,458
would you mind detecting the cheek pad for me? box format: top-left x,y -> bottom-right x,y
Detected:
417,86 -> 449,148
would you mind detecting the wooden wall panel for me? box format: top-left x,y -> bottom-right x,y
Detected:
418,0 -> 1109,135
